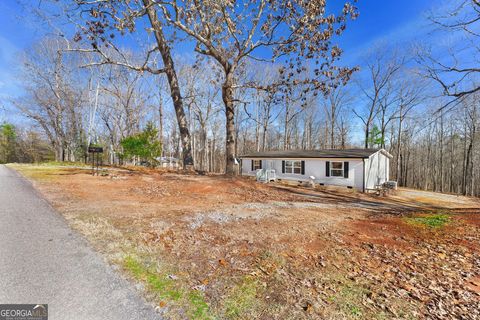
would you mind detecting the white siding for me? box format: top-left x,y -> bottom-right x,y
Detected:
241,158 -> 365,190
364,151 -> 390,190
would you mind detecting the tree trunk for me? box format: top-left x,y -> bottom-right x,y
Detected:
330,118 -> 335,149
449,123 -> 454,193
143,0 -> 193,169
396,114 -> 402,184
255,105 -> 260,152
439,110 -> 444,192
222,70 -> 236,175
55,144 -> 63,162
158,93 -> 163,148
364,122 -> 370,149
462,117 -> 468,195
284,102 -> 289,150
262,123 -> 268,152
469,111 -> 476,196
465,138 -> 473,195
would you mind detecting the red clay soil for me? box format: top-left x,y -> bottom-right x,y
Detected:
13,165 -> 480,320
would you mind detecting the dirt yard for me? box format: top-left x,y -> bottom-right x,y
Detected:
9,164 -> 480,319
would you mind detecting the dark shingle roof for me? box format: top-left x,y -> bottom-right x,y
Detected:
240,148 -> 384,159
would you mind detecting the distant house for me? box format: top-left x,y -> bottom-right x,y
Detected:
156,156 -> 181,168
240,148 -> 392,192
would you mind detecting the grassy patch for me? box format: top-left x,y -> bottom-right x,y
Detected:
224,276 -> 261,319
405,213 -> 451,228
9,164 -> 91,183
123,256 -> 183,301
37,161 -> 90,167
123,255 -> 212,319
8,165 -> 61,182
188,291 -> 211,320
124,255 -> 145,278
328,278 -> 370,319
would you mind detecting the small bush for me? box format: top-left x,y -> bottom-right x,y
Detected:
120,122 -> 162,167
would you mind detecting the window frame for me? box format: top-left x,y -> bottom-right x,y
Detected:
253,159 -> 262,170
330,161 -> 344,177
285,160 -> 302,175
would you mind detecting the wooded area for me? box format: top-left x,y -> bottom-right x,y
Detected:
1,0 -> 479,196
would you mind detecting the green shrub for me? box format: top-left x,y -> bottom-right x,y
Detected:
120,122 -> 162,167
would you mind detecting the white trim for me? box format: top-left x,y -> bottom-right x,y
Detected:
375,148 -> 393,159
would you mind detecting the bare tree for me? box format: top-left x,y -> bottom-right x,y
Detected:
323,85 -> 352,149
180,61 -> 222,171
153,0 -> 358,174
419,0 -> 480,107
15,38 -> 86,161
95,64 -> 154,163
392,75 -> 425,184
354,50 -> 403,148
70,0 -> 194,169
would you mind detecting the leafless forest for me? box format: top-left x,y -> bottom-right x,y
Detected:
1,0 -> 479,196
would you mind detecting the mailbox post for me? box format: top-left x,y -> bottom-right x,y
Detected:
88,146 -> 103,176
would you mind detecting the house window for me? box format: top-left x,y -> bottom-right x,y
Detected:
253,160 -> 262,170
330,161 -> 344,177
285,160 -> 302,174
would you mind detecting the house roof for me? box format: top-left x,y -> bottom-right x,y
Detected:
240,148 -> 390,159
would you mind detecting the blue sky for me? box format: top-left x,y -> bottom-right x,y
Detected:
0,0 -> 445,124
339,1 -> 435,61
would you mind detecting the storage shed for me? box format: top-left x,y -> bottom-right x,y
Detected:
240,148 -> 392,192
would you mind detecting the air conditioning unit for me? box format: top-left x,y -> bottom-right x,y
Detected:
384,181 -> 398,190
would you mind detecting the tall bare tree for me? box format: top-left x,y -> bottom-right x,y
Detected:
71,0 -> 194,169
354,50 -> 403,148
323,85 -> 351,149
153,0 -> 358,174
15,38 -> 86,161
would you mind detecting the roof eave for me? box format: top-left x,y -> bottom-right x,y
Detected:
239,155 -> 370,159
377,148 -> 394,159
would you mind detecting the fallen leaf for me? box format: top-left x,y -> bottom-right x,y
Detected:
218,258 -> 227,266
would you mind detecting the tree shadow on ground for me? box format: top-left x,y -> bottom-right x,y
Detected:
268,184 -> 458,215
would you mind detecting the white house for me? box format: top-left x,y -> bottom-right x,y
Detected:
240,148 -> 392,192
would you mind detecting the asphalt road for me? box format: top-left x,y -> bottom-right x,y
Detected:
0,165 -> 162,320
